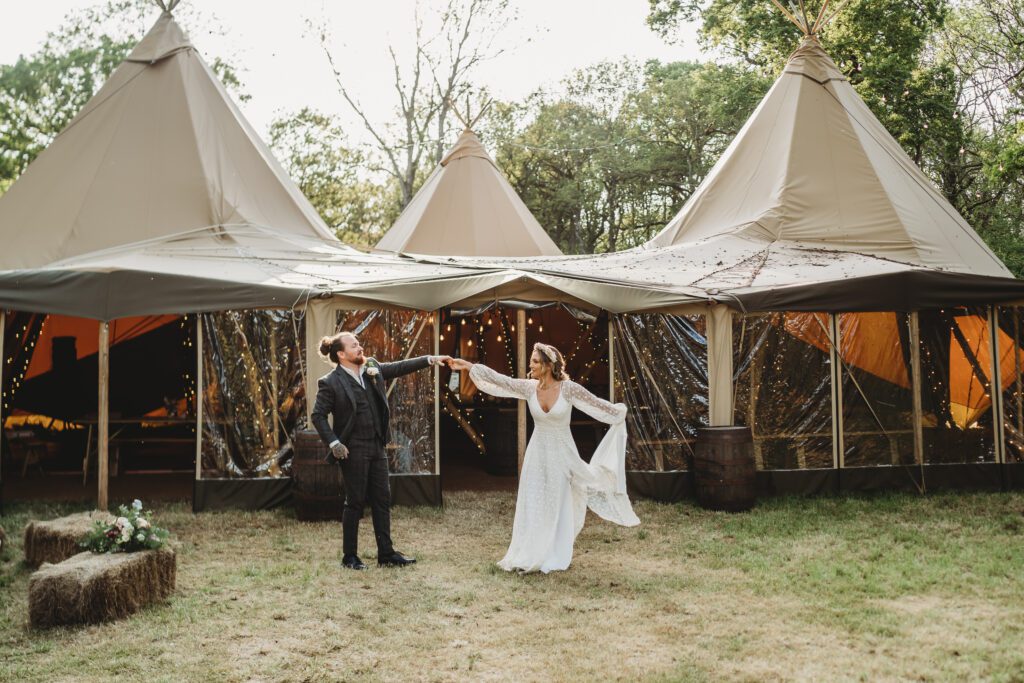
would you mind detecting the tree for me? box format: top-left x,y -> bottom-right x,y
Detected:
0,0 -> 243,193
315,0 -> 518,211
486,59 -> 768,253
268,108 -> 398,248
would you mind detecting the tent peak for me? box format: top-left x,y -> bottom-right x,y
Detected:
126,7 -> 192,63
769,0 -> 849,39
440,128 -> 493,167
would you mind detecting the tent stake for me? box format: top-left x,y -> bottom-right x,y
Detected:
195,315 -> 203,484
517,309 -> 527,474
98,321 -> 110,510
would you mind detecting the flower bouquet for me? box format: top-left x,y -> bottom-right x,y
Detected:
80,499 -> 170,554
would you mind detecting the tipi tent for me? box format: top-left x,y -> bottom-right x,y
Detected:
0,3 -> 336,271
375,128 -> 562,257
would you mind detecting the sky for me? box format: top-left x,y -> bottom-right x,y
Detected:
0,0 -> 705,143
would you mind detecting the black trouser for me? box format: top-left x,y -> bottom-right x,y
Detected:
339,439 -> 393,557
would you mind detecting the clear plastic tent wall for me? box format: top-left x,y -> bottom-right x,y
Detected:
998,306 -> 1024,463
333,309 -> 435,474
612,314 -> 708,471
201,310 -> 306,477
732,313 -> 834,469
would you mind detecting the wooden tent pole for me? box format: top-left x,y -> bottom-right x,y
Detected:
195,315 -> 203,482
517,309 -> 527,474
98,321 -> 110,510
1016,308 -> 1023,460
433,310 -> 441,476
988,307 -> 1005,465
0,311 -> 5,494
829,313 -> 843,470
608,316 -> 615,402
909,313 -> 924,468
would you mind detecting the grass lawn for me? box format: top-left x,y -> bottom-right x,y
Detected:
1,490 -> 1023,682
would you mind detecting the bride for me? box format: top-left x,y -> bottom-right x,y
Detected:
448,343 -> 639,573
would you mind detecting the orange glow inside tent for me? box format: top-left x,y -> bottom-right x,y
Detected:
783,312 -> 1022,429
24,315 -> 179,380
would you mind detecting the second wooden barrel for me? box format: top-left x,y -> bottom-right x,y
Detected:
292,429 -> 345,521
693,426 -> 756,512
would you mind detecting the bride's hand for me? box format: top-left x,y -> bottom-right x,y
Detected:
448,358 -> 473,371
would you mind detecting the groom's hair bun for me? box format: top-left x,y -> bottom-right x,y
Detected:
319,331 -> 357,364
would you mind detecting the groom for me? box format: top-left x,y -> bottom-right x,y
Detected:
311,331 -> 450,570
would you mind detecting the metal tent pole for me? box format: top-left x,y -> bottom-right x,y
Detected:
98,322 -> 110,510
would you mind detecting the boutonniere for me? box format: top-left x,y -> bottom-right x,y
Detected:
365,363 -> 380,378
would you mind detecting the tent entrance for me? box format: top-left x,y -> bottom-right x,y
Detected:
437,305 -> 610,490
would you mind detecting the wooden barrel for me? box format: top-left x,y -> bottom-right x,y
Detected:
292,429 -> 344,521
693,426 -> 756,512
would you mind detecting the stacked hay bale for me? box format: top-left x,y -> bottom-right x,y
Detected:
28,547 -> 176,628
23,511 -> 112,567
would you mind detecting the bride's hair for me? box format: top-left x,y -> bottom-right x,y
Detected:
530,342 -> 570,381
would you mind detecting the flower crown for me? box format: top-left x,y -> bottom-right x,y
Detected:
537,344 -> 558,364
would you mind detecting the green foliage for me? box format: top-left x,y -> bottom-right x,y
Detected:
486,59 -> 769,253
268,108 -> 399,247
80,500 -> 170,554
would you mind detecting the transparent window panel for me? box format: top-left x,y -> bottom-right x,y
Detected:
918,308 -> 996,464
613,313 -> 708,471
201,310 -> 305,478
335,309 -> 435,474
733,313 -> 833,470
998,306 -> 1024,463
838,312 -> 915,467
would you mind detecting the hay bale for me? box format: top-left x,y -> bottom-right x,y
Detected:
23,510 -> 112,568
28,547 -> 176,629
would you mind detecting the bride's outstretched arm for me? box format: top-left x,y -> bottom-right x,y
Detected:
563,380 -> 627,425
465,362 -> 535,400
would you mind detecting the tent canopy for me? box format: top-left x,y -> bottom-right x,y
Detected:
375,129 -> 562,257
0,9 -> 336,271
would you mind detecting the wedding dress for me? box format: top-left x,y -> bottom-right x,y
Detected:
469,363 -> 640,573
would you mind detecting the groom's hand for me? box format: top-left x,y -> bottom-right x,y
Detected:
433,355 -> 454,366
330,442 -> 349,461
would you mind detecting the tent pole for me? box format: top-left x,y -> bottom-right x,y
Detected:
434,309 -> 441,477
829,313 -> 843,470
195,315 -> 203,483
988,307 -> 1005,465
707,305 -> 734,426
269,327 -> 279,449
517,309 -> 527,474
98,321 -> 110,510
0,310 -> 5,503
909,312 -> 924,467
608,316 -> 615,402
1016,308 -> 1023,462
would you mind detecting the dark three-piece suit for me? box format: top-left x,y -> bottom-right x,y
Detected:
311,356 -> 432,557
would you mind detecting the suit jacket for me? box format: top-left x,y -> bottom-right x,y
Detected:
310,355 -> 432,452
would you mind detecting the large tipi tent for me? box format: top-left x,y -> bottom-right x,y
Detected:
0,1 -> 336,271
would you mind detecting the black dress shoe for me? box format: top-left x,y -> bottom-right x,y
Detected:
342,554 -> 367,570
377,551 -> 416,567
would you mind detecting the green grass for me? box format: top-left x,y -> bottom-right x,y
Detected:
1,491 -> 1023,682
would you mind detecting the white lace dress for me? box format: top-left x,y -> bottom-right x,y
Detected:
469,363 -> 640,573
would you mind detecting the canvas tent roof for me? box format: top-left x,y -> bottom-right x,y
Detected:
0,9 -> 336,271
375,129 -> 562,257
644,37 -> 1010,279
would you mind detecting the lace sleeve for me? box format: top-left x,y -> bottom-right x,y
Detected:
563,380 -> 627,425
469,363 -> 535,400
